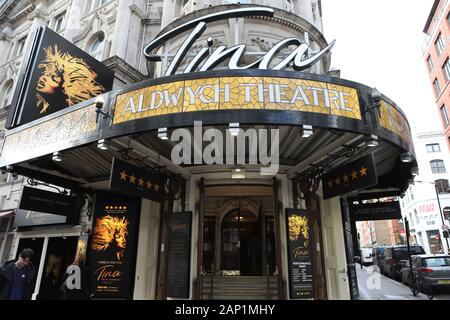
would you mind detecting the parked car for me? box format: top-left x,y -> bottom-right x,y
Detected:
380,245 -> 426,280
400,255 -> 450,294
372,246 -> 387,268
360,248 -> 373,266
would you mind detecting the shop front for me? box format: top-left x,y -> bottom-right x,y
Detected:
0,5 -> 416,300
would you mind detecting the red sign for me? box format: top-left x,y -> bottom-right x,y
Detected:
419,203 -> 435,213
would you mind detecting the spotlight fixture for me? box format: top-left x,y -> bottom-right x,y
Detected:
300,124 -> 313,138
400,152 -> 413,163
95,95 -> 108,122
97,139 -> 109,150
158,127 -> 169,140
52,151 -> 63,162
411,166 -> 419,176
231,167 -> 246,179
366,135 -> 379,148
229,123 -> 240,136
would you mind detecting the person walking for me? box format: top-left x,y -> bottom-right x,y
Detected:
0,248 -> 36,300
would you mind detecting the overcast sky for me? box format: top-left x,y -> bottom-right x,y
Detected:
322,0 -> 438,134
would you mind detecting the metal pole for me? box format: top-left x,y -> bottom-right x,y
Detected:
433,184 -> 450,254
405,218 -> 413,284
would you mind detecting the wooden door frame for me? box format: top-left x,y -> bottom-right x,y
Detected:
273,177 -> 286,299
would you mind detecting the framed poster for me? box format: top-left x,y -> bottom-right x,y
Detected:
285,208 -> 314,299
167,211 -> 192,298
88,192 -> 140,299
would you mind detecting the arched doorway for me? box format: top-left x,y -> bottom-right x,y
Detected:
221,208 -> 262,276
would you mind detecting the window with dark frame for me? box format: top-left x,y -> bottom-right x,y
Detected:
435,179 -> 450,193
444,58 -> 450,82
434,78 -> 442,96
431,160 -> 446,174
441,105 -> 449,126
17,37 -> 27,55
436,33 -> 445,55
54,12 -> 66,32
426,143 -> 441,153
427,56 -> 434,71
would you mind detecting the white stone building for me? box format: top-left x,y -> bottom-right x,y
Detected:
401,130 -> 450,255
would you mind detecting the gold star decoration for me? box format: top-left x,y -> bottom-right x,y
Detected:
146,181 -> 153,189
360,166 -> 368,177
154,183 -> 160,192
138,177 -> 145,187
129,174 -> 137,184
343,174 -> 349,183
328,180 -> 334,188
335,177 -> 341,186
119,170 -> 127,181
351,170 -> 358,180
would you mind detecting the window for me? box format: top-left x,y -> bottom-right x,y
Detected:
441,105 -> 449,126
426,143 -> 441,152
414,209 -> 420,225
17,37 -> 27,55
89,34 -> 105,61
409,212 -> 414,226
435,179 -> 449,193
434,78 -> 441,96
54,13 -> 66,32
444,58 -> 450,82
427,56 -> 434,71
1,81 -> 13,109
431,160 -> 446,173
436,33 -> 445,55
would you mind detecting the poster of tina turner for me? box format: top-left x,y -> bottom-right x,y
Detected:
88,193 -> 140,299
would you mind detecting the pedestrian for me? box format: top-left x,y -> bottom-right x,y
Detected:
0,248 -> 36,300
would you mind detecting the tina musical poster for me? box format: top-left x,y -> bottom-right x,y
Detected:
285,209 -> 314,299
88,192 -> 140,299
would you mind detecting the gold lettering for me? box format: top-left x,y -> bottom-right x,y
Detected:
293,247 -> 308,258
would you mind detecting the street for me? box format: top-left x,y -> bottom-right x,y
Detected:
356,264 -> 450,300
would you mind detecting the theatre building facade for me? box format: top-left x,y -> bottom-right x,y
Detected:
0,0 -> 416,300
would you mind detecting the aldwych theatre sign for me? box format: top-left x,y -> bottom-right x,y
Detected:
143,7 -> 335,76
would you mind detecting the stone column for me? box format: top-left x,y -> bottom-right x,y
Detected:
64,0 -> 84,42
160,0 -> 176,30
296,0 -> 314,26
0,27 -> 12,65
110,0 -> 134,60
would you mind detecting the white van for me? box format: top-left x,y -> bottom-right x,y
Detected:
360,248 -> 373,265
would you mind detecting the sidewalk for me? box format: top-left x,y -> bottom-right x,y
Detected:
356,264 -> 427,300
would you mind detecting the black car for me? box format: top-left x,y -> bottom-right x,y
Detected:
380,245 -> 426,280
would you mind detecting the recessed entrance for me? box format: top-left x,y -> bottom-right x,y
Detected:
201,184 -> 279,299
